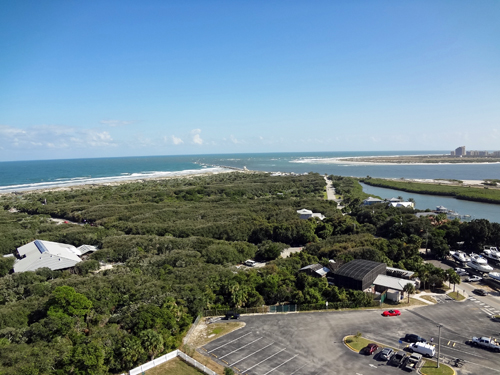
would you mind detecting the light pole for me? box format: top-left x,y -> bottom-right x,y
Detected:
437,323 -> 443,368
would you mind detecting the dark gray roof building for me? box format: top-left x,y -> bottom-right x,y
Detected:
333,259 -> 386,291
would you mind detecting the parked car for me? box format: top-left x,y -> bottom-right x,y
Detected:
473,289 -> 487,296
405,334 -> 426,343
382,309 -> 401,317
455,267 -> 469,276
363,343 -> 379,355
407,342 -> 435,358
388,351 -> 407,366
466,275 -> 483,282
379,347 -> 394,361
244,260 -> 256,267
225,311 -> 240,320
404,353 -> 423,371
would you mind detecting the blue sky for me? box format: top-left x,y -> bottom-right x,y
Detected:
1,1 -> 499,161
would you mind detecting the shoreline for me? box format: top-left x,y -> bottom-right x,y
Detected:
331,155 -> 500,165
0,168 -> 248,197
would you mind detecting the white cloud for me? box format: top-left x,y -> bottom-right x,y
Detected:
172,135 -> 184,145
230,135 -> 241,144
191,129 -> 203,145
0,124 -> 117,149
100,119 -> 131,127
0,125 -> 27,137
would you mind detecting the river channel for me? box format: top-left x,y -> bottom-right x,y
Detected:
359,182 -> 500,223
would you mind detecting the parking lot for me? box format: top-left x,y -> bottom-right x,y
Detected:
202,298 -> 500,375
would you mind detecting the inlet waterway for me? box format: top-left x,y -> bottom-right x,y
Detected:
359,182 -> 500,223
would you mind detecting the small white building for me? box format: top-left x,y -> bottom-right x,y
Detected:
13,240 -> 97,273
296,209 -> 325,220
373,274 -> 417,302
388,201 -> 415,208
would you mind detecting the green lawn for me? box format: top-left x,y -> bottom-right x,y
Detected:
146,357 -> 204,375
344,335 -> 372,351
447,291 -> 465,301
420,359 -> 455,375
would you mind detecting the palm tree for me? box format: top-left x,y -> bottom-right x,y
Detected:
403,283 -> 415,304
446,269 -> 461,293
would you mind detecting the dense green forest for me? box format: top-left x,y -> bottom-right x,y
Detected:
0,172 -> 499,374
360,177 -> 500,204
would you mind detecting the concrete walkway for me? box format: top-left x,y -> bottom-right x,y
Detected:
411,282 -> 468,305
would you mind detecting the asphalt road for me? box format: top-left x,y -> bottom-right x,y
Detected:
202,298 -> 500,375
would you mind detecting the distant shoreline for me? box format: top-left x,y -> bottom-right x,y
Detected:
333,155 -> 500,165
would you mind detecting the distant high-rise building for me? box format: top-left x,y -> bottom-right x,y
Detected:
450,151 -> 455,156
455,146 -> 465,156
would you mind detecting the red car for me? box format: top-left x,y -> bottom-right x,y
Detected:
363,343 -> 379,355
382,309 -> 401,317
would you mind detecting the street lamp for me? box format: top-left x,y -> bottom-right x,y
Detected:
437,323 -> 443,368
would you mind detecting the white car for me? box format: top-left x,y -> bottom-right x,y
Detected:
466,275 -> 482,282
454,267 -> 469,276
244,260 -> 256,267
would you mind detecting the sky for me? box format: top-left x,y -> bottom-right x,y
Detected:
1,0 -> 499,161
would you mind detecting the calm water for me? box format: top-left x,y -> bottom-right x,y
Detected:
359,182 -> 500,223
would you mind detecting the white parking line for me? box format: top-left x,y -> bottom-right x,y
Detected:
219,337 -> 263,359
229,342 -> 275,366
288,364 -> 306,375
241,348 -> 287,373
207,332 -> 252,353
262,354 -> 298,375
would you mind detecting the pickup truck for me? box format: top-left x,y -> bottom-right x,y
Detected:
404,353 -> 422,371
469,336 -> 500,352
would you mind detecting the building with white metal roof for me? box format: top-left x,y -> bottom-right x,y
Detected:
13,240 -> 97,273
373,274 -> 416,291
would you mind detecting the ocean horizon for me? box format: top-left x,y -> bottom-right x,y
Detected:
2,150 -> 500,194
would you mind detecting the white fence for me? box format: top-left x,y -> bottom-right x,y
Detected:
129,349 -> 217,375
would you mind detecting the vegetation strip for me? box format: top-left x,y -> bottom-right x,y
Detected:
361,177 -> 500,204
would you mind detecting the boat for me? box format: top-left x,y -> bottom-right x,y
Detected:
488,272 -> 500,282
451,251 -> 471,264
483,247 -> 500,262
467,253 -> 494,273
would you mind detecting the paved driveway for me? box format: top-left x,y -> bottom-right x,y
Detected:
202,299 -> 500,375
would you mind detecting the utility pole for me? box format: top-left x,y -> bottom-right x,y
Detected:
437,323 -> 443,368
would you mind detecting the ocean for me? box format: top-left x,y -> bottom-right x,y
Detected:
2,151 -> 500,193
1,151 -> 500,222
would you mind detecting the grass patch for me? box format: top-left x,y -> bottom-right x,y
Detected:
447,292 -> 465,301
146,357 -> 203,375
210,327 -> 223,335
344,335 -> 372,351
420,295 -> 437,303
420,359 -> 455,375
184,322 -> 245,349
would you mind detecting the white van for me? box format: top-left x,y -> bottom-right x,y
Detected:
244,260 -> 256,267
408,342 -> 435,358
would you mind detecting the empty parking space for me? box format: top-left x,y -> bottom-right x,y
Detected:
203,331 -> 320,375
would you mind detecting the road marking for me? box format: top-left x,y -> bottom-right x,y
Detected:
288,364 -> 306,375
208,332 -> 253,353
229,342 -> 275,366
369,364 -> 377,368
262,354 -> 298,375
219,337 -> 263,359
240,348 -> 287,373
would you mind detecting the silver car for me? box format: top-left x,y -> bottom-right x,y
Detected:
379,347 -> 394,361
